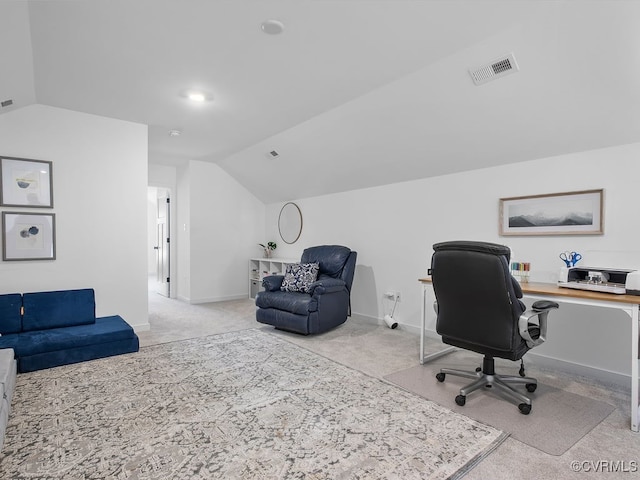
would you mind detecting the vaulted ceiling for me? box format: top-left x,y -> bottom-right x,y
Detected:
2,1 -> 639,203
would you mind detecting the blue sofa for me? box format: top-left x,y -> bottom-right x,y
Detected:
0,288 -> 139,373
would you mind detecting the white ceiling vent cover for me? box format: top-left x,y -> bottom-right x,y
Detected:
469,53 -> 519,86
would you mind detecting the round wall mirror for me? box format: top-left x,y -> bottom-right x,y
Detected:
278,202 -> 303,244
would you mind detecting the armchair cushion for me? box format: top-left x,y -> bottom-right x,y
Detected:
263,275 -> 284,292
255,291 -> 317,315
281,262 -> 319,293
307,276 -> 347,296
301,246 -> 352,278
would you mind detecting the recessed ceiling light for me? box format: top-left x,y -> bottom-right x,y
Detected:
181,89 -> 213,102
261,19 -> 284,35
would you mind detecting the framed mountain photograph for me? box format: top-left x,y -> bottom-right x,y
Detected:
499,189 -> 603,236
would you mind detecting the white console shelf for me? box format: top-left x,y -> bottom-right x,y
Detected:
249,257 -> 297,299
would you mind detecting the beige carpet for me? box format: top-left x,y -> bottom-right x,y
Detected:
384,357 -> 616,456
2,330 -> 507,479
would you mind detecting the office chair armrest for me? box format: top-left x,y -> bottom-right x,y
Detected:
532,300 -> 559,311
518,301 -> 558,348
262,275 -> 285,292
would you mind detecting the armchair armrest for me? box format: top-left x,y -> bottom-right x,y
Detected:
262,275 -> 284,292
518,300 -> 559,348
308,277 -> 347,296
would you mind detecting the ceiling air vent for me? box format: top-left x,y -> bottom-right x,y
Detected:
265,150 -> 280,159
1,99 -> 14,108
469,53 -> 519,86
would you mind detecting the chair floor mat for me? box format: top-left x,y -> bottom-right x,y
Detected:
384,358 -> 616,456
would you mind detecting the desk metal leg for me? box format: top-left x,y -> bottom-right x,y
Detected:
631,305 -> 639,432
423,345 -> 457,363
420,282 -> 456,365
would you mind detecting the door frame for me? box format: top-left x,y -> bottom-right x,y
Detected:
148,184 -> 176,298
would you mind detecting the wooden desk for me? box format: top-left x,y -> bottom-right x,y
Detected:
419,278 -> 640,432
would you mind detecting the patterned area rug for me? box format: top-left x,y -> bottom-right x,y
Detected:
1,330 -> 506,479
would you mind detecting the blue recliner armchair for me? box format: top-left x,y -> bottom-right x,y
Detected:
255,245 -> 357,335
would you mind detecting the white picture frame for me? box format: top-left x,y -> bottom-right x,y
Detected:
499,189 -> 604,236
0,156 -> 54,208
2,212 -> 56,261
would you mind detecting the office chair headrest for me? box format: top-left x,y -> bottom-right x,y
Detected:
433,241 -> 510,261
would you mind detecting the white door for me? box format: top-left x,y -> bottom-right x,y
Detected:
155,192 -> 170,297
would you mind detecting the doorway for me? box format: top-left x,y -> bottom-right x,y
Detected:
148,187 -> 171,297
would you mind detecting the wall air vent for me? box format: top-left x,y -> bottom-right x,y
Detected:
469,53 -> 519,86
1,99 -> 14,108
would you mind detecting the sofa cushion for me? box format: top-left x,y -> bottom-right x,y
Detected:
0,315 -> 134,357
22,289 -> 96,332
281,262 -> 319,293
0,399 -> 8,453
0,294 -> 23,335
0,348 -> 16,410
18,336 -> 139,374
255,291 -> 317,315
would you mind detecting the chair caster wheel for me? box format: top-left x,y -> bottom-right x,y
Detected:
475,367 -> 482,372
526,383 -> 537,392
518,403 -> 531,415
455,395 -> 466,406
435,372 -> 446,382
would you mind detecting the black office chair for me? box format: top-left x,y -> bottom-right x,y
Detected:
430,241 -> 558,414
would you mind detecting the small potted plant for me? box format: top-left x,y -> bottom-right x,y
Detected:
259,241 -> 277,258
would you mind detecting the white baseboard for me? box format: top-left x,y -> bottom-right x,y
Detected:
524,351 -> 630,390
350,313 -> 630,390
132,322 -> 151,332
188,294 -> 249,305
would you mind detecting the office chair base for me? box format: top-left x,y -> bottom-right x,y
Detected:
436,367 -> 537,415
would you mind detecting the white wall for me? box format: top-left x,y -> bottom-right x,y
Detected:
0,104 -> 149,329
176,164 -> 191,301
177,159 -> 265,303
265,142 -> 640,381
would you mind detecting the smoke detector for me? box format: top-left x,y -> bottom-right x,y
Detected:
469,53 -> 519,86
261,20 -> 284,35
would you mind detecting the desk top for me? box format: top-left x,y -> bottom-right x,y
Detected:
418,278 -> 640,305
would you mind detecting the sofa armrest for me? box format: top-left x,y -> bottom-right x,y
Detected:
262,275 -> 284,292
309,277 -> 347,296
